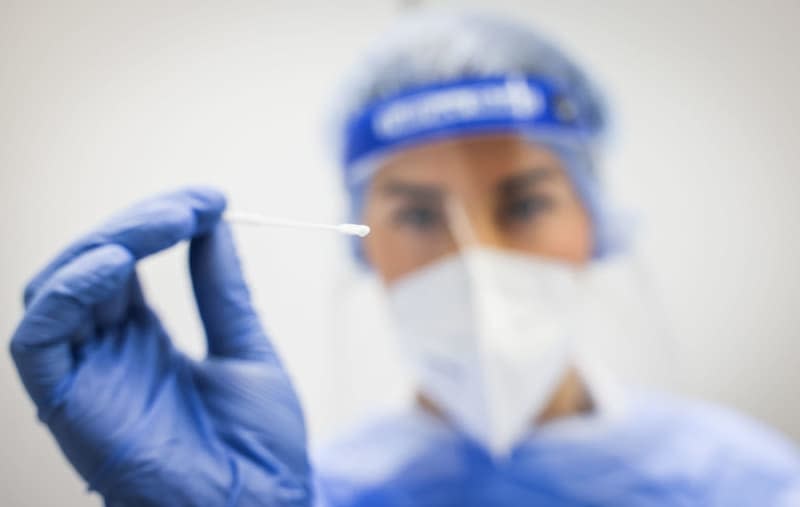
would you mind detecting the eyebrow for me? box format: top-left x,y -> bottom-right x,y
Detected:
497,167 -> 559,196
378,166 -> 558,200
379,180 -> 444,201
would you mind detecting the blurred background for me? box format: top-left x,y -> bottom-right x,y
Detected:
1,0 -> 798,504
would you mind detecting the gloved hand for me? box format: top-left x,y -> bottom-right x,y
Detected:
10,187 -> 311,507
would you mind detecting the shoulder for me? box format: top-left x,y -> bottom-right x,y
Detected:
629,389 -> 799,463
523,387 -> 800,504
625,389 -> 800,502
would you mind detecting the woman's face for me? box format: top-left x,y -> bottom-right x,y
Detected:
362,133 -> 593,284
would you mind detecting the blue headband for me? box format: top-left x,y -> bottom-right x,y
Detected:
341,75 -> 623,261
343,75 -> 593,174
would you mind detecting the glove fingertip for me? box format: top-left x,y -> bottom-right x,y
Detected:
183,185 -> 228,234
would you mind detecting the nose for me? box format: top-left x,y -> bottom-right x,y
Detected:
446,200 -> 509,252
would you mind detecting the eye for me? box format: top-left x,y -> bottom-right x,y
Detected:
394,205 -> 443,230
502,195 -> 555,223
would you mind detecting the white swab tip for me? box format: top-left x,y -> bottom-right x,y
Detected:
338,224 -> 371,237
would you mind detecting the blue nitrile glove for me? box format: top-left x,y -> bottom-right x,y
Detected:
10,187 -> 311,507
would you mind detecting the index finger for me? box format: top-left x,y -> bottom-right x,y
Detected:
24,186 -> 226,306
11,244 -> 135,420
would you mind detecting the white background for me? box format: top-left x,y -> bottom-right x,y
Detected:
1,1 -> 798,505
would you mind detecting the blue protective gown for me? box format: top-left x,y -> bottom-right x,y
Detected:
315,388 -> 800,506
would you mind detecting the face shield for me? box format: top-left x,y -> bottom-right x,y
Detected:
323,75 -> 671,455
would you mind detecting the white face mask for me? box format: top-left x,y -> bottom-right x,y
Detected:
387,247 -> 584,455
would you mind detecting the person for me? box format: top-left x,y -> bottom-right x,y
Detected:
9,10 -> 800,507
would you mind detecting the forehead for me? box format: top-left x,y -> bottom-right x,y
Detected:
371,133 -> 565,189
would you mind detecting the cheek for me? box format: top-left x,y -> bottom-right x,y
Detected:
533,174 -> 596,263
360,190 -> 407,282
360,201 -> 413,284
361,210 -> 394,280
535,204 -> 594,263
361,230 -> 392,278
360,203 -> 419,284
362,232 -> 417,285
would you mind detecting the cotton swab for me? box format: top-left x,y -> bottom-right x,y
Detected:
225,211 -> 370,237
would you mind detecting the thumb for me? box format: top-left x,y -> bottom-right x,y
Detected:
189,222 -> 275,361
